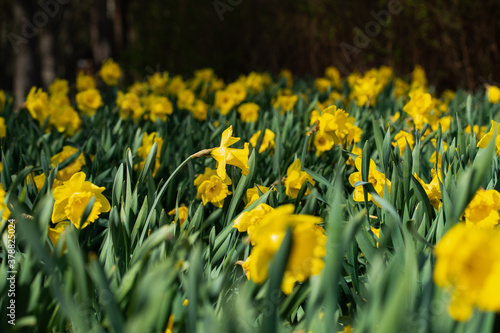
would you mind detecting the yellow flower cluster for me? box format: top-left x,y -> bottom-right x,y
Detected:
136,132 -> 163,177
349,157 -> 390,206
194,167 -> 232,208
249,129 -> 275,154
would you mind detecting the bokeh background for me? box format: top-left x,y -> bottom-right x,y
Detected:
1,0 -> 500,102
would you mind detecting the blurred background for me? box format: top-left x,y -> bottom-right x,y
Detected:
1,0 -> 500,102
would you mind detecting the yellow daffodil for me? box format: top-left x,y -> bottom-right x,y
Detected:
215,90 -> 236,116
76,89 -> 103,117
243,185 -> 271,208
26,87 -> 51,126
177,89 -> 195,110
392,130 -> 414,155
488,86 -> 500,104
0,117 -> 5,138
249,129 -> 275,153
50,146 -> 86,181
48,221 -> 69,247
137,132 -> 163,176
211,126 -> 249,181
190,100 -> 208,121
242,204 -> 326,295
434,223 -> 500,321
144,95 -> 173,122
99,58 -> 122,86
0,183 -> 10,222
0,90 -> 5,111
413,172 -> 442,209
167,205 -> 188,225
52,172 -> 111,229
226,82 -> 247,104
237,102 -> 260,123
403,90 -> 435,130
273,95 -> 298,114
393,78 -> 409,100
477,120 -> 500,156
349,157 -> 390,206
117,91 -> 144,121
147,72 -> 169,94
284,159 -> 315,199
463,188 -> 500,228
233,203 -> 274,238
76,71 -> 96,92
48,79 -> 69,96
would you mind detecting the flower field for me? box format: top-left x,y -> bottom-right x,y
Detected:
1,61 -> 500,332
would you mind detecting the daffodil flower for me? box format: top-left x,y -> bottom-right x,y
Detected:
211,126 -> 249,181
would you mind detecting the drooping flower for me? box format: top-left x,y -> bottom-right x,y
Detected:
243,185 -> 271,208
167,205 -> 189,225
136,132 -> 163,177
249,129 -> 275,153
211,126 -> 249,181
242,204 -> 326,295
463,188 -> 500,228
50,146 -> 86,182
488,86 -> 500,104
233,203 -> 274,237
194,168 -> 232,208
434,223 -> 500,321
284,159 -> 315,199
99,58 -> 122,86
76,89 -> 103,117
52,172 -> 111,229
237,102 -> 260,123
348,157 -> 391,206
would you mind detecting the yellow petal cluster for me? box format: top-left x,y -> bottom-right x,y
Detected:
249,129 -> 275,154
76,88 -> 103,117
194,167 -> 232,208
99,58 -> 122,86
51,146 -> 86,181
237,102 -> 259,123
243,185 -> 271,208
463,188 -> 500,228
167,205 -> 189,225
137,132 -> 163,177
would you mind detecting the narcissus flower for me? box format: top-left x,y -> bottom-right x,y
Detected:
434,224 -> 500,321
249,129 -> 275,153
144,95 -> 173,122
349,157 -> 391,206
76,71 -> 96,92
99,58 -> 122,86
117,91 -> 144,121
313,131 -> 335,156
190,100 -> 208,121
226,82 -> 247,104
242,204 -> 326,295
215,90 -> 236,116
49,79 -> 69,96
392,130 -> 414,155
50,146 -> 86,181
137,132 -> 163,176
76,89 -> 103,117
243,185 -> 271,208
284,159 -> 315,199
52,172 -> 111,229
194,168 -> 232,208
167,205 -> 189,225
325,66 -> 343,90
234,203 -> 274,238
0,90 -> 5,111
211,126 -> 249,181
237,102 -> 260,123
273,95 -> 298,114
177,89 -> 195,110
403,91 -> 435,129
463,188 -> 500,228
488,86 -> 500,104
26,87 -> 51,126
414,172 -> 442,209
147,72 -> 169,94
477,120 -> 500,156
315,78 -> 331,93
49,105 -> 81,136
0,117 -> 6,137
48,221 -> 69,247
0,183 -> 10,222
350,75 -> 383,106
393,78 -> 410,100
